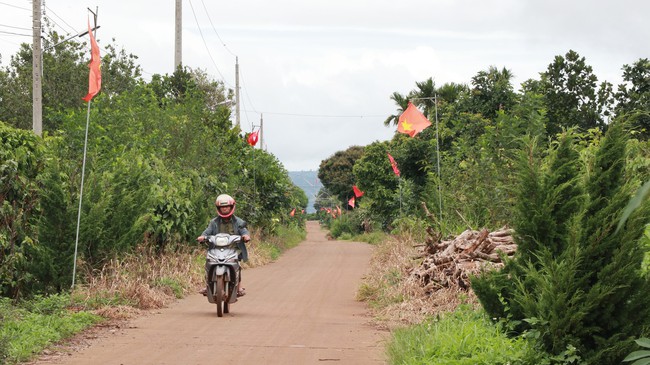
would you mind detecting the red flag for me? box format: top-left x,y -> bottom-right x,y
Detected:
352,185 -> 364,198
247,130 -> 259,146
397,102 -> 431,137
82,20 -> 101,102
348,196 -> 355,208
387,152 -> 400,177
290,208 -> 295,217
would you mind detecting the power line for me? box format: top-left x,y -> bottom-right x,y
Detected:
0,29 -> 30,37
0,1 -> 29,11
187,0 -> 232,88
238,67 -> 258,114
199,0 -> 236,57
0,23 -> 30,31
248,111 -> 388,118
193,0 -> 262,129
43,14 -> 70,37
44,4 -> 77,35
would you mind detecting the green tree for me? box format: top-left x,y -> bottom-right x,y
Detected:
318,146 -> 365,203
0,29 -> 141,132
467,66 -> 517,119
352,141 -> 401,227
615,58 -> 650,139
531,50 -> 614,136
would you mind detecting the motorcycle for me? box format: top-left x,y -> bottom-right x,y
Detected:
203,233 -> 242,317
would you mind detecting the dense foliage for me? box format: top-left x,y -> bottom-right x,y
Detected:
316,49 -> 650,363
472,123 -> 650,364
0,31 -> 306,299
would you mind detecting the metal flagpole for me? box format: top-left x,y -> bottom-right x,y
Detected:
72,101 -> 92,288
397,176 -> 402,218
72,9 -> 98,289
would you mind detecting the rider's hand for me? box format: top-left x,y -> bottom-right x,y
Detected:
242,234 -> 251,242
197,236 -> 205,242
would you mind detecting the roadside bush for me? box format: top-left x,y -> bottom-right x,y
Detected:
0,123 -> 45,298
329,212 -> 364,238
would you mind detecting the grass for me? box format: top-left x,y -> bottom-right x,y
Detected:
355,230 -> 536,364
0,295 -> 101,364
387,306 -> 531,365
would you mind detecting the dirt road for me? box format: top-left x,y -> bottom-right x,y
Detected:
38,221 -> 388,364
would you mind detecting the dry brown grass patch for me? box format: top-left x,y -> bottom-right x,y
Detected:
73,245 -> 205,312
358,234 -> 481,329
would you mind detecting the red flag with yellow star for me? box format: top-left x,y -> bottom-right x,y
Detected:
387,152 -> 400,177
397,102 -> 430,137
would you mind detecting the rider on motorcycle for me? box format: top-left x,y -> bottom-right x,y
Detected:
197,194 -> 250,297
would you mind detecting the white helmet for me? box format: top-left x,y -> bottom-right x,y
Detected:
215,194 -> 236,218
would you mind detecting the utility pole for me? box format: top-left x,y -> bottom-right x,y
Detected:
260,113 -> 264,150
235,56 -> 240,129
32,0 -> 42,136
174,0 -> 182,70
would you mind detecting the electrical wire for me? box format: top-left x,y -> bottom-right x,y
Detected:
238,68 -> 258,114
195,0 -> 264,126
248,111 -> 388,118
0,24 -> 30,31
187,0 -> 232,88
0,29 -> 30,36
199,0 -> 236,58
0,1 -> 29,11
44,4 -> 77,35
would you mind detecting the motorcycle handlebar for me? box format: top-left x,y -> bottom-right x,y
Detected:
196,235 -> 250,243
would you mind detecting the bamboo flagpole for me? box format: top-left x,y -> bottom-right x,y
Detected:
72,10 -> 101,289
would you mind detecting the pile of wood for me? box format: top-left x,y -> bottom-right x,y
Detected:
407,227 -> 516,295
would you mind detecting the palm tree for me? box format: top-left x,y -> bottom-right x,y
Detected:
383,91 -> 409,126
384,77 -> 438,126
411,77 -> 437,117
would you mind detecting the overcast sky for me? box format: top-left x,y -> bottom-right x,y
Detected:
1,0 -> 648,171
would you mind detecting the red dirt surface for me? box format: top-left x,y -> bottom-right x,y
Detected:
32,221 -> 388,364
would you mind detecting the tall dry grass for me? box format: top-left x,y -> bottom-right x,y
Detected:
71,229 -> 274,319
72,245 -> 204,314
358,234 -> 478,329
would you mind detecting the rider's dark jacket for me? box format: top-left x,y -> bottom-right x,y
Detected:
201,215 -> 250,262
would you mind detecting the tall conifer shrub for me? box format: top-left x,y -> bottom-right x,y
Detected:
472,122 -> 650,364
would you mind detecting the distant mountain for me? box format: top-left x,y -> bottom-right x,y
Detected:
288,170 -> 322,213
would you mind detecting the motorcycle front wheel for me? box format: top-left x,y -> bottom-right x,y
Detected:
223,280 -> 230,314
214,274 -> 225,317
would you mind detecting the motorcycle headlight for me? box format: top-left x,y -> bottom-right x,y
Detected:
215,236 -> 229,247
